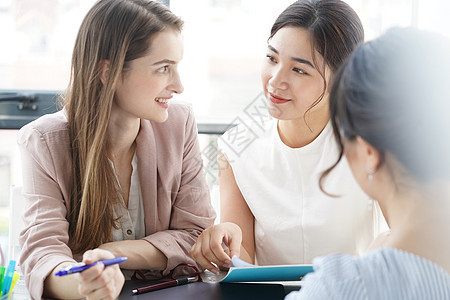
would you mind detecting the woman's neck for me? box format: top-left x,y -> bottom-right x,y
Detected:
277,113 -> 329,148
381,181 -> 450,230
107,115 -> 140,161
380,182 -> 450,272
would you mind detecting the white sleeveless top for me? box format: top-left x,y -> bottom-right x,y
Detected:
218,119 -> 385,265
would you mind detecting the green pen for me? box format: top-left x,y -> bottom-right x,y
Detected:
0,266 -> 5,292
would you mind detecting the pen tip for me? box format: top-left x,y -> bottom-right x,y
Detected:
132,289 -> 138,294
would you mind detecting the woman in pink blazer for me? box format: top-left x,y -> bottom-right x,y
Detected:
17,0 -> 215,299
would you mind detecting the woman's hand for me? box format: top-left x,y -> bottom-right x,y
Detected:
77,248 -> 125,300
190,222 -> 242,274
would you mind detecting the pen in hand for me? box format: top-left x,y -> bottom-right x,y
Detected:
132,276 -> 197,295
55,257 -> 128,276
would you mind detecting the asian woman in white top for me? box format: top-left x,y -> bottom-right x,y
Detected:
191,0 -> 385,274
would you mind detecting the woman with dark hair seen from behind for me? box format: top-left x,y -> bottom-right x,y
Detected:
286,27 -> 450,299
191,0 -> 386,273
17,0 -> 215,299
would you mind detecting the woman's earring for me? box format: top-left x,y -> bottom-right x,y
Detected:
366,168 -> 375,211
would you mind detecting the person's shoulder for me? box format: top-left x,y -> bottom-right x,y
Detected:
289,249 -> 450,300
286,254 -> 365,299
364,248 -> 450,278
311,253 -> 361,280
360,248 -> 450,298
17,110 -> 68,144
22,109 -> 67,129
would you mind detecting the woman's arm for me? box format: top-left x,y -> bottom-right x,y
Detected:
17,119 -> 80,299
190,151 -> 255,274
43,261 -> 80,299
98,240 -> 167,270
218,151 -> 255,263
18,117 -> 125,299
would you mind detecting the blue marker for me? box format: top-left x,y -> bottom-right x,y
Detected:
55,257 -> 128,276
1,260 -> 16,296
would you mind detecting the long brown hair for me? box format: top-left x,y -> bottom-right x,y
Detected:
64,0 -> 183,255
269,0 -> 364,128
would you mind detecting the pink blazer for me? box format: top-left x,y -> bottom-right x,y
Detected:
17,102 -> 216,299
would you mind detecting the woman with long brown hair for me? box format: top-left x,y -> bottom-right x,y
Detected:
17,0 -> 215,298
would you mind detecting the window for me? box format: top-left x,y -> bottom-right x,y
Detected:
2,0 -> 449,119
1,0 -> 449,249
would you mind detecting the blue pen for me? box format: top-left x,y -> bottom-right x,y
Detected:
1,260 -> 16,296
55,257 -> 128,276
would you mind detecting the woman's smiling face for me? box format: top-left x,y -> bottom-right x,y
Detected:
113,28 -> 184,123
261,26 -> 332,121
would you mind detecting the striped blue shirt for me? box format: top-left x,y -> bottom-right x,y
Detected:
285,248 -> 450,300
